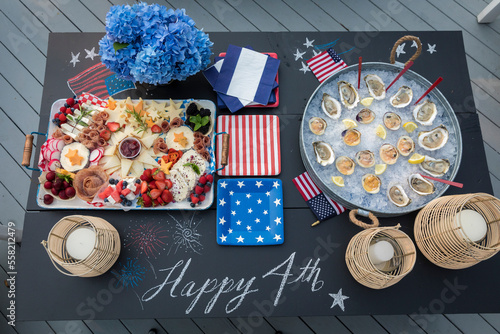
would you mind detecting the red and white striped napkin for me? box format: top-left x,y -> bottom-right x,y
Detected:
216,115 -> 281,176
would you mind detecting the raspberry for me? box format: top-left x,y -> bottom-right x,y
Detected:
195,186 -> 203,195
204,185 -> 210,193
206,174 -> 214,183
66,98 -> 75,106
58,114 -> 67,122
190,194 -> 199,204
198,176 -> 207,185
59,106 -> 66,113
66,108 -> 73,114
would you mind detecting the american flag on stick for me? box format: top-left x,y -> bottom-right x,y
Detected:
293,172 -> 346,226
306,48 -> 348,83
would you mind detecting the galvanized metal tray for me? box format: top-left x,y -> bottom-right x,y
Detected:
299,62 -> 462,217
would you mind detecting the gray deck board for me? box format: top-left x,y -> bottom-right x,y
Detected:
2,0 -> 500,333
445,313 -> 500,334
337,315 -> 388,334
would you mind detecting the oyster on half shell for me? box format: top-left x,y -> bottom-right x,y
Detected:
313,141 -> 335,166
383,112 -> 402,131
362,174 -> 381,194
364,74 -> 386,100
379,143 -> 399,165
408,173 -> 435,196
321,93 -> 342,119
417,125 -> 449,151
355,150 -> 376,168
309,117 -> 327,135
387,184 -> 411,207
413,100 -> 437,126
336,156 -> 355,175
338,81 -> 359,109
396,136 -> 415,156
390,86 -> 413,108
420,156 -> 450,177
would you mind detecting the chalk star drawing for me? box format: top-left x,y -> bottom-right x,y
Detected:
427,43 -> 437,54
411,40 -> 419,48
111,258 -> 146,288
168,213 -> 203,255
303,37 -> 315,48
85,47 -> 98,60
293,49 -> 306,61
312,49 -> 321,57
124,222 -> 168,258
299,61 -> 311,74
329,288 -> 349,311
70,52 -> 80,67
395,43 -> 406,58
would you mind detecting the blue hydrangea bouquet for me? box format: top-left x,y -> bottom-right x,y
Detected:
99,3 -> 213,85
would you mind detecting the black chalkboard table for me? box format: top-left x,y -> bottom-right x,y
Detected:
18,32 -> 498,321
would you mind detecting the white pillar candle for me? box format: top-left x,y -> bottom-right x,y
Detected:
368,240 -> 395,265
65,227 -> 96,260
455,209 -> 488,242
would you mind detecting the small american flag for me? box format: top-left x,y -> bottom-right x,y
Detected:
216,115 -> 281,176
306,48 -> 348,83
67,63 -> 135,99
293,172 -> 345,222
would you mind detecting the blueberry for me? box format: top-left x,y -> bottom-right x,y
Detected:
206,182 -> 211,187
190,202 -> 195,208
193,193 -> 198,198
197,182 -> 203,187
120,194 -> 126,200
187,196 -> 191,202
135,179 -> 141,184
123,181 -> 128,187
104,198 -> 109,202
70,107 -> 75,112
64,103 -> 69,108
109,179 -> 115,185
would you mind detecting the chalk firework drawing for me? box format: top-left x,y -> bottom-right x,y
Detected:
168,213 -> 203,255
111,258 -> 147,289
124,221 -> 169,258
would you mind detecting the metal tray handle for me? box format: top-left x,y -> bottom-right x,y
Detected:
22,132 -> 47,171
216,132 -> 230,172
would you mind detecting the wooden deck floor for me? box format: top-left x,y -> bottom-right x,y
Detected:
1,0 -> 500,333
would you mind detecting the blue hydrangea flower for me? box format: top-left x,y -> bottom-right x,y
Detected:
99,3 -> 213,85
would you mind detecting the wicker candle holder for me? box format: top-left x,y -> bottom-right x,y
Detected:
345,214 -> 417,289
41,215 -> 120,277
414,193 -> 500,269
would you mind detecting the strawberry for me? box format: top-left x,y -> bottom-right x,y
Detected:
190,194 -> 199,204
58,114 -> 67,122
153,199 -> 160,206
206,174 -> 214,183
100,129 -> 111,141
198,176 -> 207,185
151,124 -> 162,133
161,189 -> 173,204
140,174 -> 148,181
165,179 -> 173,189
150,189 -> 162,200
148,181 -> 157,189
199,194 -> 206,202
141,193 -> 152,207
153,170 -> 165,181
143,169 -> 153,182
140,181 -> 148,194
194,185 -> 203,195
66,98 -> 75,106
204,185 -> 211,194
151,167 -> 158,174
107,122 -> 121,132
156,196 -> 165,205
155,180 -> 166,192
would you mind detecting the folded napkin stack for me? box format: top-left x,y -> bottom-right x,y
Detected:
204,45 -> 280,113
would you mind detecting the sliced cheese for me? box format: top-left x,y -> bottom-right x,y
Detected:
120,158 -> 133,178
130,160 -> 144,177
101,154 -> 121,170
105,165 -> 121,175
141,133 -> 159,149
137,151 -> 159,166
111,131 -> 127,144
103,145 -> 117,156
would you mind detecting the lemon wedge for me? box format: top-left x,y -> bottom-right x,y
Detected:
342,118 -> 358,129
375,125 -> 387,139
374,164 -> 387,175
408,153 -> 425,164
360,97 -> 374,107
331,176 -> 345,187
403,121 -> 418,133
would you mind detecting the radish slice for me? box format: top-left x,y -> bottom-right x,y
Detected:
43,148 -> 53,161
49,151 -> 61,161
89,147 -> 104,165
48,159 -> 61,171
38,161 -> 48,171
55,139 -> 65,152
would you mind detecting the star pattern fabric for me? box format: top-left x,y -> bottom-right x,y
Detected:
217,179 -> 284,245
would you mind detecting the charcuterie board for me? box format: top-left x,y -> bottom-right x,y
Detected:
32,97 -> 217,210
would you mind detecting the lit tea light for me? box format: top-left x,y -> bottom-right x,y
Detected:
455,209 -> 488,243
65,227 -> 96,260
368,240 -> 395,265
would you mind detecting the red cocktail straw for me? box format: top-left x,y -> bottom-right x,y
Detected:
358,57 -> 362,89
386,61 -> 414,92
419,173 -> 463,188
414,77 -> 443,105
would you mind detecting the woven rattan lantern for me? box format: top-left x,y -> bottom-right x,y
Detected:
41,215 -> 120,277
345,210 -> 417,289
414,193 -> 500,269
